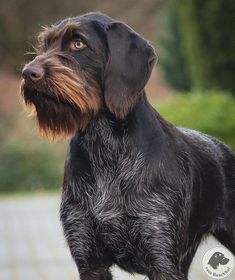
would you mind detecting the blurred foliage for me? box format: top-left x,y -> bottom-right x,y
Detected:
155,91 -> 235,150
0,113 -> 65,193
160,0 -> 235,93
0,141 -> 63,193
159,1 -> 192,91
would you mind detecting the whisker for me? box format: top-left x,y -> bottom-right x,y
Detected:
24,51 -> 37,56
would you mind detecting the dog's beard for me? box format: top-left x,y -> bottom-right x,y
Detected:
20,59 -> 100,139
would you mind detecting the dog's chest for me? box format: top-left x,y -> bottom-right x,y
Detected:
90,191 -> 145,273
67,131 -> 148,271
87,150 -> 146,269
89,149 -> 144,221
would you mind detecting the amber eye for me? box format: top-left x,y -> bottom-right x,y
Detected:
70,39 -> 87,50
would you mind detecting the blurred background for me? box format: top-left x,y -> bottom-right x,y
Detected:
0,0 -> 235,279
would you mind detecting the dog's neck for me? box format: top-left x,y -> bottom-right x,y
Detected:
75,92 -> 172,154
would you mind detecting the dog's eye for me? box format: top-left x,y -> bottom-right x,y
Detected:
70,39 -> 87,51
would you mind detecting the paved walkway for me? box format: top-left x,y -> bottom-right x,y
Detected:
0,195 -> 234,280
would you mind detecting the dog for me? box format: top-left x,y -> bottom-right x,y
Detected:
208,252 -> 229,270
21,12 -> 235,280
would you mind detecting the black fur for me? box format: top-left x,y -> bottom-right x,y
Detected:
22,12 -> 235,280
61,95 -> 235,279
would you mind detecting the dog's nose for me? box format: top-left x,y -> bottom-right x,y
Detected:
22,65 -> 44,82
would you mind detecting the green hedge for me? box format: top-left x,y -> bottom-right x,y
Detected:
0,115 -> 64,193
0,142 -> 63,193
154,91 -> 235,150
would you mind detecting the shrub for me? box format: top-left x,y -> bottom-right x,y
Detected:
153,91 -> 235,150
0,141 -> 64,193
0,114 -> 65,193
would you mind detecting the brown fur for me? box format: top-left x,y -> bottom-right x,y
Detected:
21,51 -> 101,139
105,91 -> 141,120
38,22 -> 82,52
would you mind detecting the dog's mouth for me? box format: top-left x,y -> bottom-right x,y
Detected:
21,79 -> 78,108
220,257 -> 229,265
20,57 -> 101,138
22,83 -> 74,109
20,79 -> 92,138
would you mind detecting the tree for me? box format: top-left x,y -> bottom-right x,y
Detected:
160,0 -> 235,93
159,1 -> 192,91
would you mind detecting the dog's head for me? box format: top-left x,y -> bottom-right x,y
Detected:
208,252 -> 230,269
21,12 -> 156,138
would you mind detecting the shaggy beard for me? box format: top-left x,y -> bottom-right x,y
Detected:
21,87 -> 88,139
20,57 -> 100,139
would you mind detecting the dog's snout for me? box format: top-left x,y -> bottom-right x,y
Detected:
22,64 -> 44,82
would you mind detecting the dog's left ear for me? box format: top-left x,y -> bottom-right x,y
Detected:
104,22 -> 156,119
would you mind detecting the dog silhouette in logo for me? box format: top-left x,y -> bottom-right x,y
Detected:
208,252 -> 229,269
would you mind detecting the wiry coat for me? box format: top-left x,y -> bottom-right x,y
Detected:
60,94 -> 235,280
21,12 -> 235,280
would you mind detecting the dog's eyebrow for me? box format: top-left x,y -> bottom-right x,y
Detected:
38,22 -> 81,51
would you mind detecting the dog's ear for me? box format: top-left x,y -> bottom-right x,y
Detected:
104,22 -> 156,119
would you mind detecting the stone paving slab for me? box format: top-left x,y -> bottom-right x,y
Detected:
0,195 -> 234,280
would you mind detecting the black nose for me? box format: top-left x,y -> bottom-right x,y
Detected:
22,65 -> 44,82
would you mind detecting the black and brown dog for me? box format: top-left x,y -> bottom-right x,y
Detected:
21,12 -> 235,280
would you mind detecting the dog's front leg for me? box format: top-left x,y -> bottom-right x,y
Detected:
146,255 -> 187,280
148,271 -> 187,280
60,197 -> 113,280
79,267 -> 112,280
137,215 -> 188,280
145,254 -> 187,280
